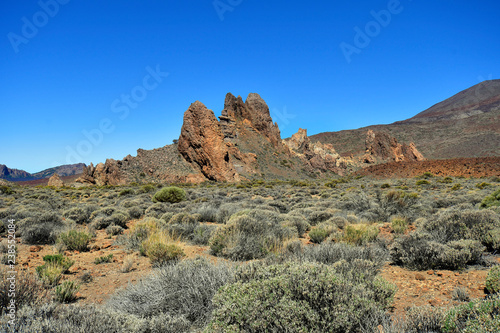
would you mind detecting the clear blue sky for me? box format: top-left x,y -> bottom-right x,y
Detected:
1,0 -> 499,173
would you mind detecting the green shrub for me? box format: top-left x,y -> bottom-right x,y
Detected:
308,227 -> 330,244
140,184 -> 156,193
451,183 -> 462,191
339,224 -> 379,246
152,187 -> 186,203
480,188 -> 500,208
36,262 -> 64,287
94,254 -> 113,265
0,186 -> 14,195
119,188 -> 134,196
40,254 -> 74,272
391,217 -> 408,234
476,182 -> 491,189
54,280 -> 80,303
416,179 -> 431,186
381,183 -> 391,189
206,261 -> 395,332
441,294 -> 500,332
142,231 -> 184,266
486,266 -> 500,294
57,230 -> 91,252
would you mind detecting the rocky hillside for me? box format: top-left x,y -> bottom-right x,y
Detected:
76,93 -> 424,185
0,163 -> 85,181
311,80 -> 500,159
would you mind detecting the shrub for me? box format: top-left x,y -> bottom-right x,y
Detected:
0,303 -> 191,333
209,211 -> 295,260
119,188 -> 134,196
126,217 -> 164,252
21,212 -> 64,245
452,287 -> 470,302
152,187 -> 186,203
0,186 -> 14,195
127,206 -> 144,219
108,257 -> 233,329
57,230 -> 91,252
191,224 -> 217,245
441,294 -> 500,332
391,217 -> 408,234
120,255 -> 134,273
308,227 -> 330,244
307,210 -> 334,226
486,266 -> 500,294
195,204 -> 219,222
0,267 -> 47,313
140,184 -> 156,193
62,206 -> 93,224
106,225 -> 124,236
381,183 -> 391,188
451,183 -> 462,191
390,233 -> 484,270
54,280 -> 80,303
40,254 -> 74,272
206,261 -> 395,332
339,224 -> 379,246
94,254 -> 113,265
422,209 -> 500,249
36,262 -> 64,287
281,215 -> 310,237
416,179 -> 431,186
480,188 -> 500,208
142,231 -> 184,266
476,182 -> 491,189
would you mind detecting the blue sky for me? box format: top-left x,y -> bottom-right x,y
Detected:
1,0 -> 499,173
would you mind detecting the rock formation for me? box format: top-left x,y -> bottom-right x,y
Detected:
363,130 -> 425,164
284,128 -> 352,175
75,159 -> 126,186
178,101 -> 240,182
48,173 -> 64,187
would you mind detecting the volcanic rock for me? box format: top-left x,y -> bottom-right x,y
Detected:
178,101 -> 240,182
48,173 -> 64,187
363,130 -> 425,164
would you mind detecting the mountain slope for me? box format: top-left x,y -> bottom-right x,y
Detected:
311,80 -> 500,159
0,163 -> 85,181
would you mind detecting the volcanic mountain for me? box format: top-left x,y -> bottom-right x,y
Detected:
311,80 -> 500,159
0,163 -> 85,181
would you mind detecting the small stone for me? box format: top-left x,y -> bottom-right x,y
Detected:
29,245 -> 42,252
415,273 -> 426,281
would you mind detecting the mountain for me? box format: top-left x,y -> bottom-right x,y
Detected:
0,163 -> 85,181
0,165 -> 32,181
32,163 -> 86,179
310,80 -> 500,160
75,93 -> 423,185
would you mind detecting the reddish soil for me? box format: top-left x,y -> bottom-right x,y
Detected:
356,157 -> 500,179
14,174 -> 80,187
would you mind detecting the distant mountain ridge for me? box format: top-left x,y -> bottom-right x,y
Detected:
0,163 -> 85,181
311,80 -> 500,160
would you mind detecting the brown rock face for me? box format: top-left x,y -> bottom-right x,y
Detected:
47,173 -> 64,187
178,101 -> 240,182
363,130 -> 425,164
283,128 -> 353,175
75,159 -> 126,186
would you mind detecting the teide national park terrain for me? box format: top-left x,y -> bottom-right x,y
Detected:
3,2 -> 500,333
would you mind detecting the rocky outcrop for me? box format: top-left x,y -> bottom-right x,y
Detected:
363,130 -> 425,164
48,173 -> 64,187
75,159 -> 126,186
284,128 -> 352,175
178,101 -> 240,182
